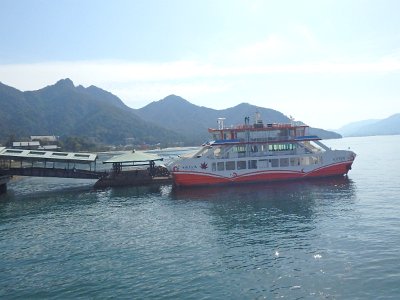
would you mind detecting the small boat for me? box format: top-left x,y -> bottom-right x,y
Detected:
168,113 -> 356,187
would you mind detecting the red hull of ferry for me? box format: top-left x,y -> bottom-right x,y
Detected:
172,161 -> 353,187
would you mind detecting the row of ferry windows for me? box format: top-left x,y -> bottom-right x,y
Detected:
233,143 -> 296,153
211,156 -> 321,171
215,129 -> 305,140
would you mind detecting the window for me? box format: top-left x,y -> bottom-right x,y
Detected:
280,158 -> 289,167
212,162 -> 216,171
236,146 -> 246,152
258,159 -> 268,168
29,151 -> 46,155
248,160 -> 257,169
52,152 -> 68,156
217,162 -> 224,171
74,154 -> 90,158
302,156 -> 320,165
213,147 -> 221,157
235,145 -> 246,158
250,145 -> 259,152
212,133 -> 221,140
310,156 -> 321,164
268,143 -> 296,151
270,159 -> 279,167
226,161 -> 235,170
237,161 -> 246,170
290,157 -> 300,166
5,149 -> 23,154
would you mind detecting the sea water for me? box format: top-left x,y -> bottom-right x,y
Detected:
1,135 -> 400,299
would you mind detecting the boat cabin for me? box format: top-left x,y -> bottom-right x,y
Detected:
208,117 -> 309,144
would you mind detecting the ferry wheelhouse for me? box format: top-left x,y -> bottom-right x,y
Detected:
169,114 -> 356,187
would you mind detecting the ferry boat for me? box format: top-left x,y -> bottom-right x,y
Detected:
168,113 -> 356,187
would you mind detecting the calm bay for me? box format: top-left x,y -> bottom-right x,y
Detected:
1,135 -> 400,299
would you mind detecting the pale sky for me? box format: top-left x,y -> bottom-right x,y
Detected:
1,0 -> 400,129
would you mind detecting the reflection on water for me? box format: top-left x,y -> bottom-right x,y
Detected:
172,176 -> 355,201
2,176 -> 356,229
105,184 -> 170,199
172,177 -> 356,223
168,176 -> 358,298
171,177 -> 357,231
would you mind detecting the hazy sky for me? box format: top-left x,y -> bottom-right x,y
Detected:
1,0 -> 399,129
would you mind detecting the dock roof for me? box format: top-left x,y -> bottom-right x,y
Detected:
0,147 -> 97,163
103,150 -> 163,164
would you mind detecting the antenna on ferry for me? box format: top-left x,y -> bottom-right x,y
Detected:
217,118 -> 226,130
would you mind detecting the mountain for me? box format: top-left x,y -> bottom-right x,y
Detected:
0,79 -> 183,145
338,114 -> 400,137
0,79 -> 341,147
137,95 -> 215,143
137,95 -> 341,143
337,119 -> 379,136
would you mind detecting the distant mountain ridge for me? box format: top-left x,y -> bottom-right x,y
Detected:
0,79 -> 341,146
0,79 -> 182,145
137,95 -> 341,143
337,114 -> 400,137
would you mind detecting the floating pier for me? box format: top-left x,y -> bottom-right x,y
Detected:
94,169 -> 171,188
94,150 -> 171,188
0,147 -> 171,192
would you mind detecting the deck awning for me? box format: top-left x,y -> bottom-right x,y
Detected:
103,151 -> 163,164
294,135 -> 321,141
